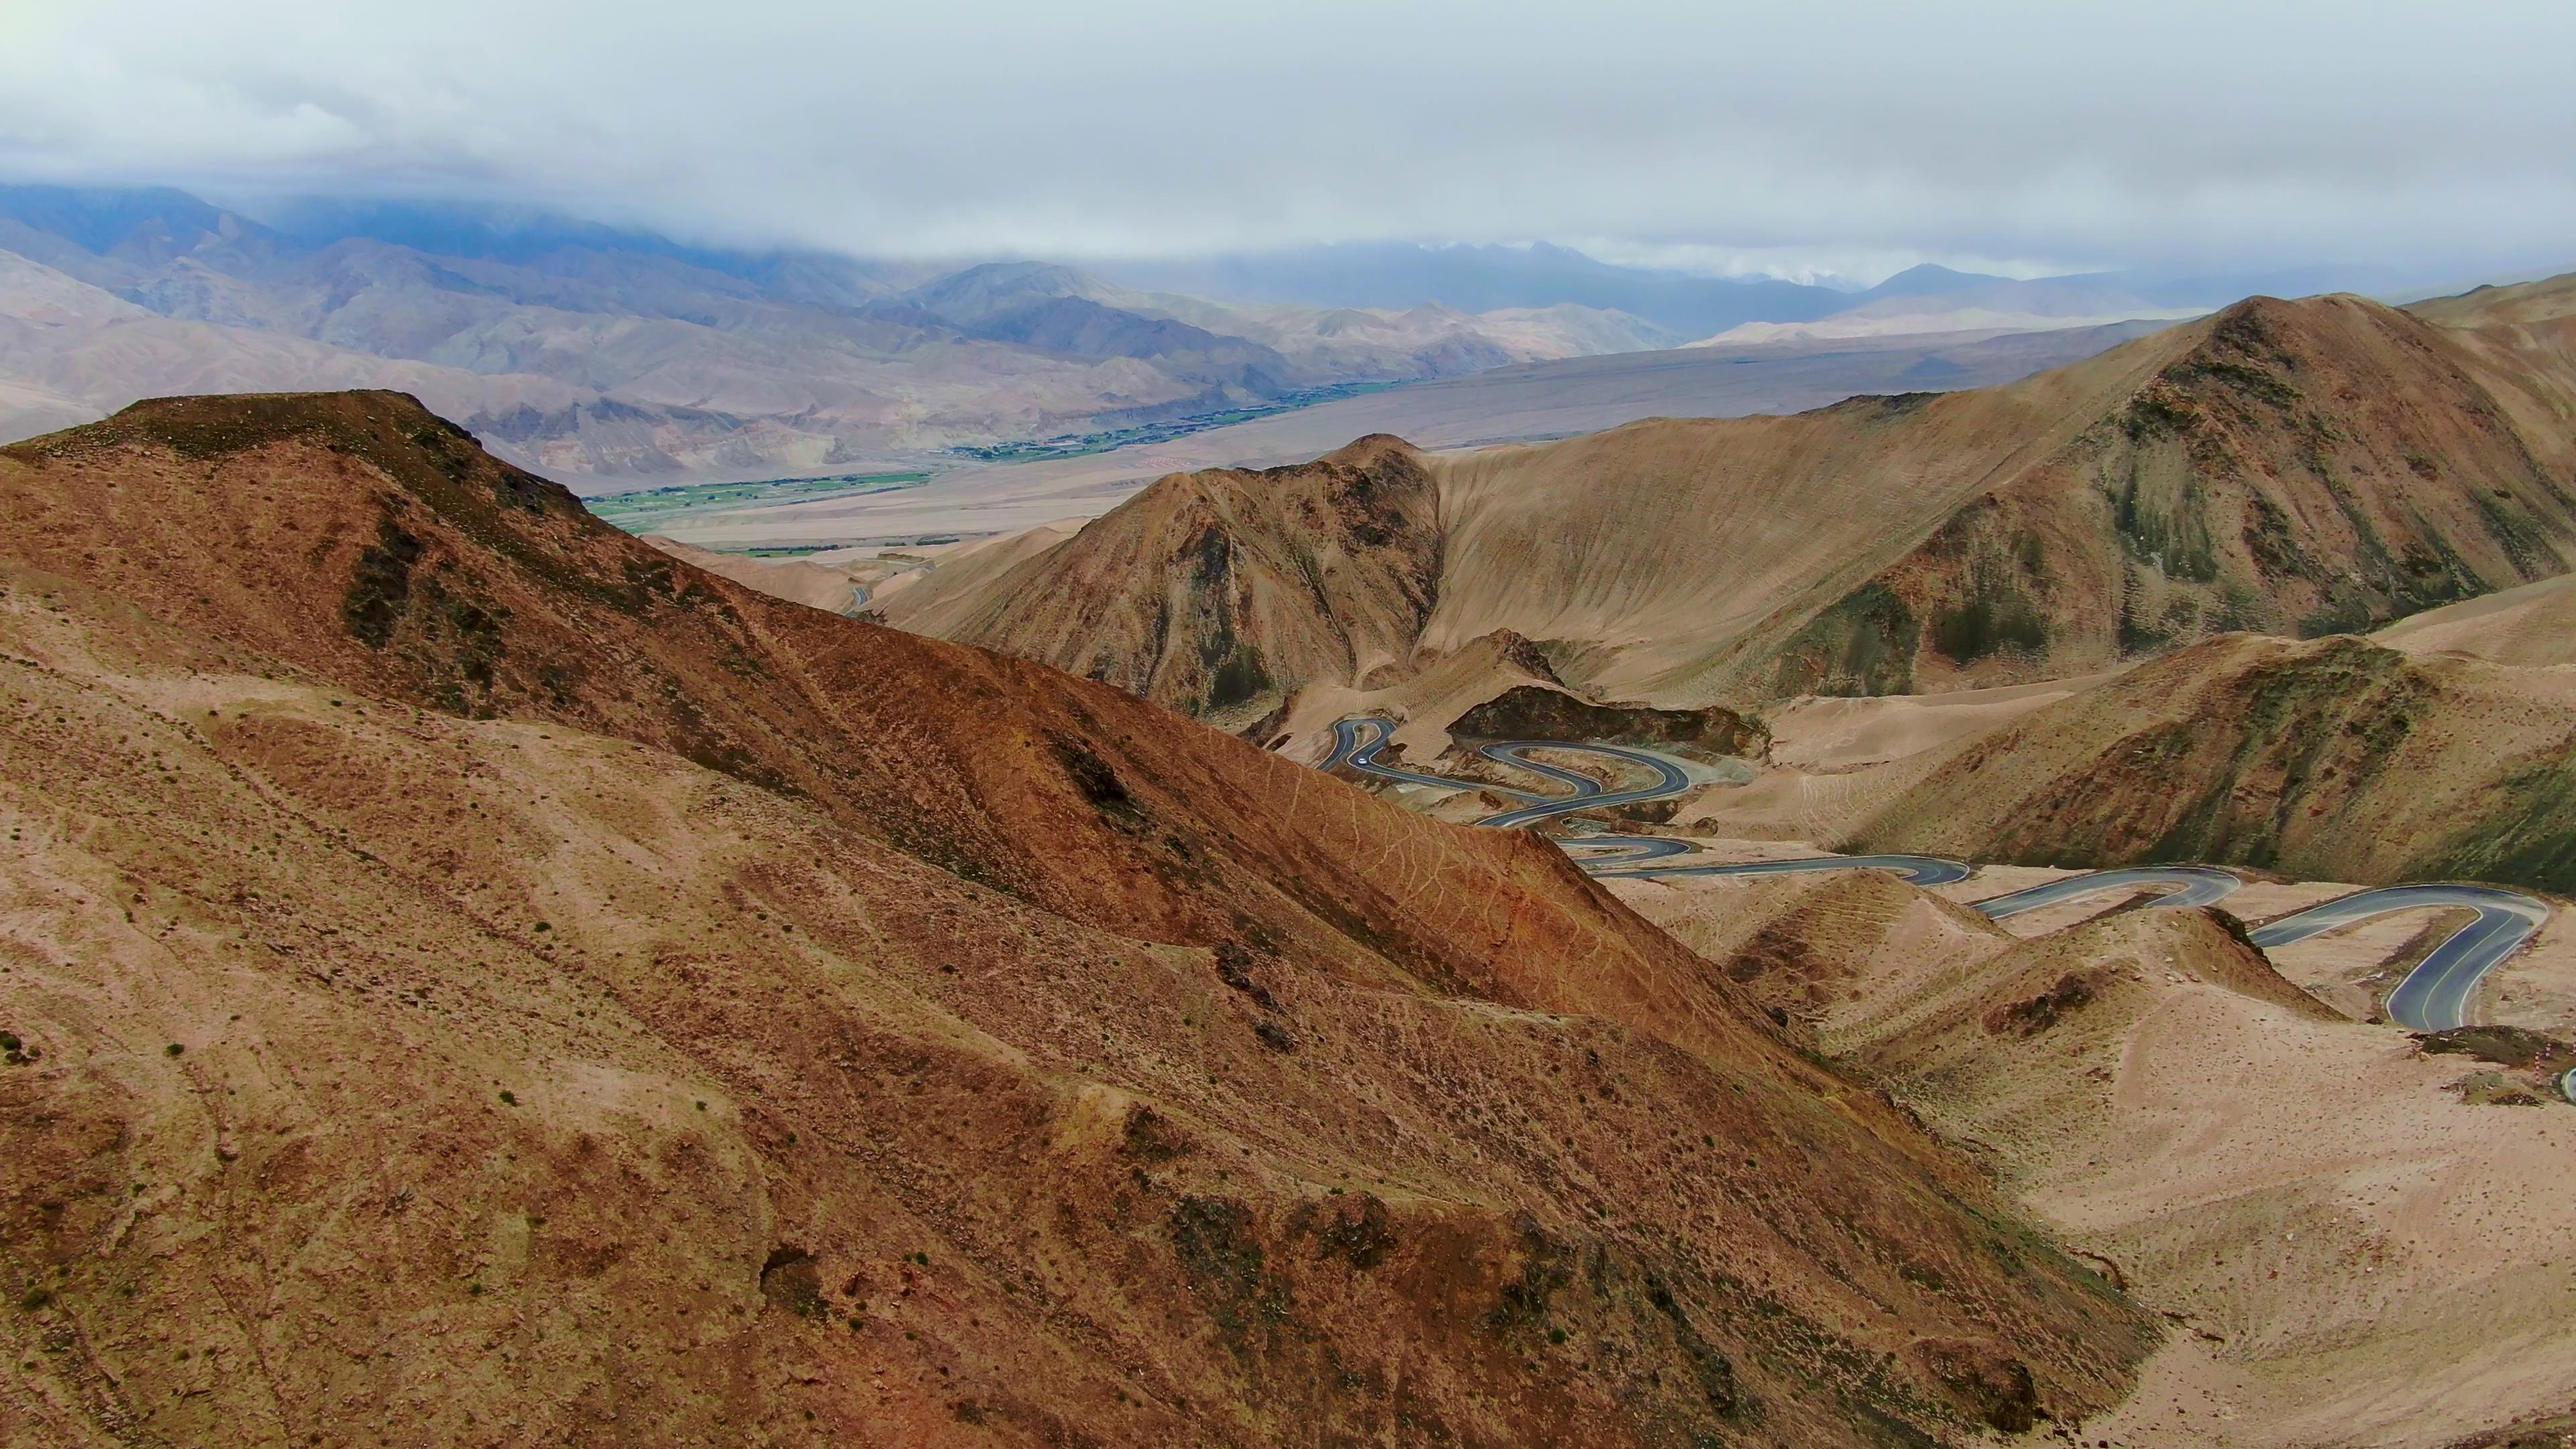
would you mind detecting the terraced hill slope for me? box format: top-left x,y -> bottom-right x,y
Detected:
0,391 -> 2153,1446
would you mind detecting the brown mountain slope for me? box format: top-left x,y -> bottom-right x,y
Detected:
875,435 -> 1443,727
1607,873 -> 2576,1446
1841,631 -> 2576,892
644,534 -> 871,615
1436,288 -> 2576,702
891,283 -> 2576,721
2371,570 -> 2576,665
0,392 -> 2154,1446
2408,271 -> 2576,465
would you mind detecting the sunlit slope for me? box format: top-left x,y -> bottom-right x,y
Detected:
0,389 -> 2157,1446
885,282 -> 2576,721
1845,631 -> 2576,892
873,435 -> 1444,726
1427,290 -> 2576,702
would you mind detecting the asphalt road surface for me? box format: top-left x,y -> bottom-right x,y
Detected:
1970,865 -> 2245,918
2248,884 -> 2551,1032
1591,853 -> 1976,885
1322,714 -> 2554,1030
1324,716 -> 1691,825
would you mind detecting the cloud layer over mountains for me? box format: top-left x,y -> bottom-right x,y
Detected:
5,0 -> 2574,279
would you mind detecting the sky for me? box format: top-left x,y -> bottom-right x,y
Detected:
3,0 -> 2572,284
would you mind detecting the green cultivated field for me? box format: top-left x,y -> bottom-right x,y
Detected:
588,471 -> 932,533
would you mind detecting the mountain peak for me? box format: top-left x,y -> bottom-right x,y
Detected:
1860,262 -> 2004,299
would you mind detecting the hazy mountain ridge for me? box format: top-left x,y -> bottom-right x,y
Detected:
0,188 -> 1705,483
1695,268 -> 2208,345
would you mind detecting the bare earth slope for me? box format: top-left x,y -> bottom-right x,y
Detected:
1609,872 -> 2576,1446
877,435 -> 1445,727
0,392 -> 2153,1446
890,284 -> 2576,721
1428,290 -> 2576,703
643,535 -> 869,616
2372,570 -> 2576,667
1845,631 -> 2576,892
2408,270 -> 2576,482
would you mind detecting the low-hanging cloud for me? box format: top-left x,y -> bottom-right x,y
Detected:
3,0 -> 2571,280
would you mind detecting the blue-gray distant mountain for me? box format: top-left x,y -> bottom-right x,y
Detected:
1093,241 -> 1859,337
0,187 -> 1691,481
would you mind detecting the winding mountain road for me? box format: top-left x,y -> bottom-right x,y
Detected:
1321,714 -> 2553,1032
2247,885 -> 2551,1031
1324,717 -> 1693,824
1971,865 -> 2246,918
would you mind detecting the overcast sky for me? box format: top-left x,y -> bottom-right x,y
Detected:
3,0 -> 2571,283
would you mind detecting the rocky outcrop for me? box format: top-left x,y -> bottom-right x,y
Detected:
1452,684 -> 1769,758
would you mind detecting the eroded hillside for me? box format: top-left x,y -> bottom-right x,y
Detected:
873,435 -> 1444,727
1843,631 -> 2576,893
0,392 -> 2155,1447
883,280 -> 2576,723
1608,870 -> 2576,1447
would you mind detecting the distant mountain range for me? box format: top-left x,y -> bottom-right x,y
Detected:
0,187 -> 1715,482
1092,246 -> 2447,339
0,184 -> 2415,484
1689,267 -> 2210,345
1096,241 -> 1855,339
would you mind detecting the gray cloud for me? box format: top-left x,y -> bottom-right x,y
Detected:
3,0 -> 2571,281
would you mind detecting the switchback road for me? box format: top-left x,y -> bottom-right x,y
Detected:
1321,715 -> 2552,1031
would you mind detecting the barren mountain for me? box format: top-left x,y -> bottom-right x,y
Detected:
0,189 -> 1693,484
889,280 -> 2576,722
1430,287 -> 2576,702
2372,571 -> 2576,665
0,390 -> 2155,1446
902,263 -> 1680,378
873,435 -> 1446,727
1695,271 -> 2203,345
1609,870 -> 2576,1446
1842,631 -> 2576,892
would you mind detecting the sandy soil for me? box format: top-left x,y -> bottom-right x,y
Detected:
1764,672 -> 2119,771
1609,867 -> 2576,1447
2373,574 -> 2576,668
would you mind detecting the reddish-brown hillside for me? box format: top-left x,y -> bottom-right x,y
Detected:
1843,631 -> 2576,892
0,392 -> 2153,1446
885,283 -> 2576,719
875,435 -> 1442,728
